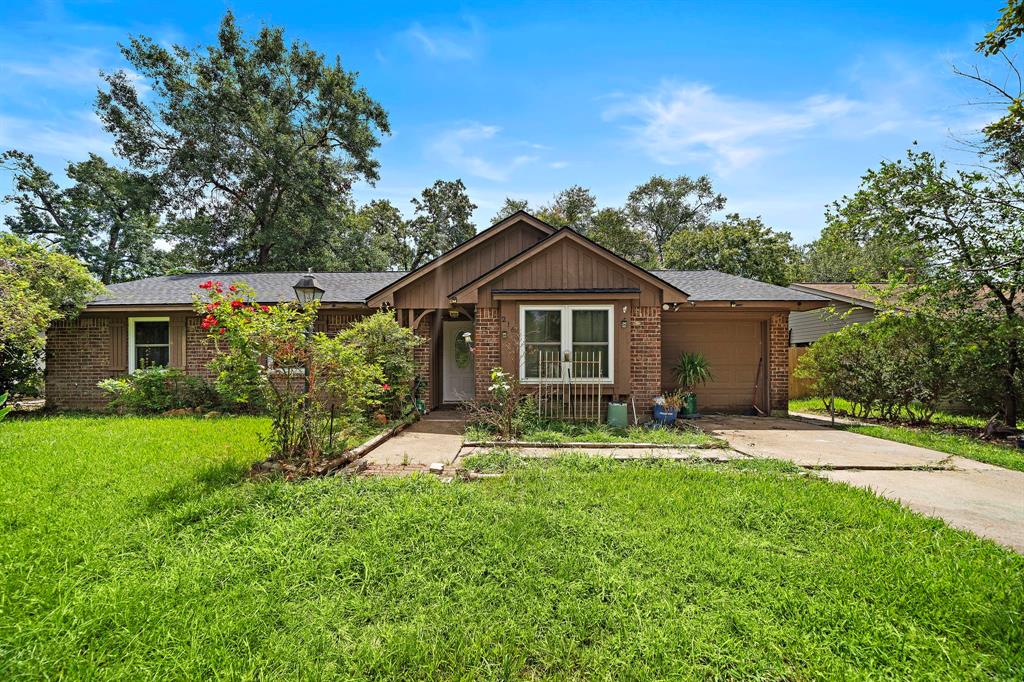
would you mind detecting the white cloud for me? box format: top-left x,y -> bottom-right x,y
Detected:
0,111 -> 112,161
603,82 -> 857,173
427,122 -> 541,181
402,17 -> 483,61
548,160 -> 570,169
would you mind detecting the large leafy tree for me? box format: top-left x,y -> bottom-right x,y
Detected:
95,11 -> 389,271
587,207 -> 656,268
662,214 -> 799,285
830,146 -> 1024,425
0,235 -> 102,395
537,185 -> 597,234
335,200 -> 406,271
1,151 -> 165,284
626,175 -> 725,266
491,197 -> 531,224
402,179 -> 476,270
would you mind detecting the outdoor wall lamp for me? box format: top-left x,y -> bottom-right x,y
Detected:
293,269 -> 325,307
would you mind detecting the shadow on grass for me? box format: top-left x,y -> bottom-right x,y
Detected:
144,458 -> 251,514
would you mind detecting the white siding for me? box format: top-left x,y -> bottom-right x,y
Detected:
789,302 -> 876,345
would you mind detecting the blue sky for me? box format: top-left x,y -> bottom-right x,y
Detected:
0,0 -> 1003,243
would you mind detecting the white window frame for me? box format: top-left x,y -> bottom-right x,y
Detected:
128,317 -> 171,372
519,304 -> 614,383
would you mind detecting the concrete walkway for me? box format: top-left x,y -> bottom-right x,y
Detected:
700,415 -> 1024,553
362,411 -> 466,470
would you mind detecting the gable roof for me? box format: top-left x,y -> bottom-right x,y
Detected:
450,228 -> 690,303
89,271 -> 407,308
654,271 -> 828,302
788,282 -> 885,308
365,210 -> 556,306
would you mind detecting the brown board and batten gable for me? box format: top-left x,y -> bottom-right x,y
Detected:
366,211 -> 555,309
449,228 -> 689,307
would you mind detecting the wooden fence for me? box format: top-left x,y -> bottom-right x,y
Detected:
788,346 -> 816,399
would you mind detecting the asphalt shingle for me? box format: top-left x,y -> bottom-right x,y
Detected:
650,270 -> 827,302
90,272 -> 408,306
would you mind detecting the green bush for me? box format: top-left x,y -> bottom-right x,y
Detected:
796,312 -> 960,422
337,310 -> 420,418
98,366 -> 218,414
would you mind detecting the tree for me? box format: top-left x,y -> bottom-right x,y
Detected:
537,185 -> 597,234
337,200 -> 408,271
1,151 -> 165,284
798,212 -> 930,283
587,207 -> 656,267
662,214 -> 799,285
95,11 -> 389,271
0,235 -> 102,395
830,146 -> 1024,425
626,175 -> 726,266
402,179 -> 476,270
491,198 -> 531,224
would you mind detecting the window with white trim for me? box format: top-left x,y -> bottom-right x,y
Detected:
520,305 -> 613,381
128,317 -> 170,372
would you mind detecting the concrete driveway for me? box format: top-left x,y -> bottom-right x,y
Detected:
700,415 -> 1024,553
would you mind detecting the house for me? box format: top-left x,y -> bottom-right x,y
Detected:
787,282 -> 885,346
45,212 -> 827,418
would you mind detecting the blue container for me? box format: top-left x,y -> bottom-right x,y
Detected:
652,405 -> 678,425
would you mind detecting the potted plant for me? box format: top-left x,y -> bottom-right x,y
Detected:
652,393 -> 681,425
672,352 -> 713,417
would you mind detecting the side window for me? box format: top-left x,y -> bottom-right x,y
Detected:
129,318 -> 170,371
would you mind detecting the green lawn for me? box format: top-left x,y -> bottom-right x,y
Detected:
2,416 -> 1022,679
790,398 -> 1024,472
465,419 -> 720,446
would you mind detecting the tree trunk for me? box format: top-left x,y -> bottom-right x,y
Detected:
1004,333 -> 1019,427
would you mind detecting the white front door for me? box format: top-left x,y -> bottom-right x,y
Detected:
443,321 -> 475,402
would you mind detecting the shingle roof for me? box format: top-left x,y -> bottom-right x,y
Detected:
788,282 -> 887,307
90,272 -> 408,306
650,270 -> 827,302
89,269 -> 825,307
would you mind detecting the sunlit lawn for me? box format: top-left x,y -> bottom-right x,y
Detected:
1,415 -> 1021,679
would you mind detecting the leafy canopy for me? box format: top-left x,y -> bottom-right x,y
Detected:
96,10 -> 389,271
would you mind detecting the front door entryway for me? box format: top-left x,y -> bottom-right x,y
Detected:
443,321 -> 475,403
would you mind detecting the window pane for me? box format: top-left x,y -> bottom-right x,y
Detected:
572,345 -> 609,378
524,343 -> 560,378
135,345 -> 169,369
572,310 -> 608,343
524,310 -> 560,343
135,321 -> 169,345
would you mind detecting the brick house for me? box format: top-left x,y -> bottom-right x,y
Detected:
46,212 -> 827,418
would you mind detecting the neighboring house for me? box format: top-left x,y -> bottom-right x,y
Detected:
45,212 -> 827,417
787,283 -> 885,346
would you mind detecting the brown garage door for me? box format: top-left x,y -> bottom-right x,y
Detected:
661,315 -> 766,412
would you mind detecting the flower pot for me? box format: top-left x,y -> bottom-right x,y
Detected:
652,405 -> 678,425
681,393 -> 698,417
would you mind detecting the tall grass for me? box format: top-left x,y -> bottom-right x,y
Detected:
1,416 -> 1021,679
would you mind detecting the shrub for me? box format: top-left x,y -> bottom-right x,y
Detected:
796,312 -> 959,423
466,368 -> 539,440
98,366 -> 218,414
337,311 -> 420,418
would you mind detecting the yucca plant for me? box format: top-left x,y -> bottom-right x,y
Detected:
673,352 -> 713,396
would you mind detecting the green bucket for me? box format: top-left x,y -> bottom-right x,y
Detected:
607,402 -> 628,428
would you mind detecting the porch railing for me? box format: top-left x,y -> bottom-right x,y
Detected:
534,350 -> 603,422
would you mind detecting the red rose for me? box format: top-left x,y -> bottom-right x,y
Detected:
260,305 -> 271,313
201,314 -> 218,330
381,383 -> 391,391
199,281 -> 213,290
205,302 -> 220,312
230,299 -> 243,309
219,328 -> 226,335
228,285 -> 238,292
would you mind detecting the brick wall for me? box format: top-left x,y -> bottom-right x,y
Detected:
769,312 -> 789,414
45,317 -> 114,410
630,305 -> 662,423
412,315 -> 432,406
185,317 -> 218,380
473,307 -> 501,401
